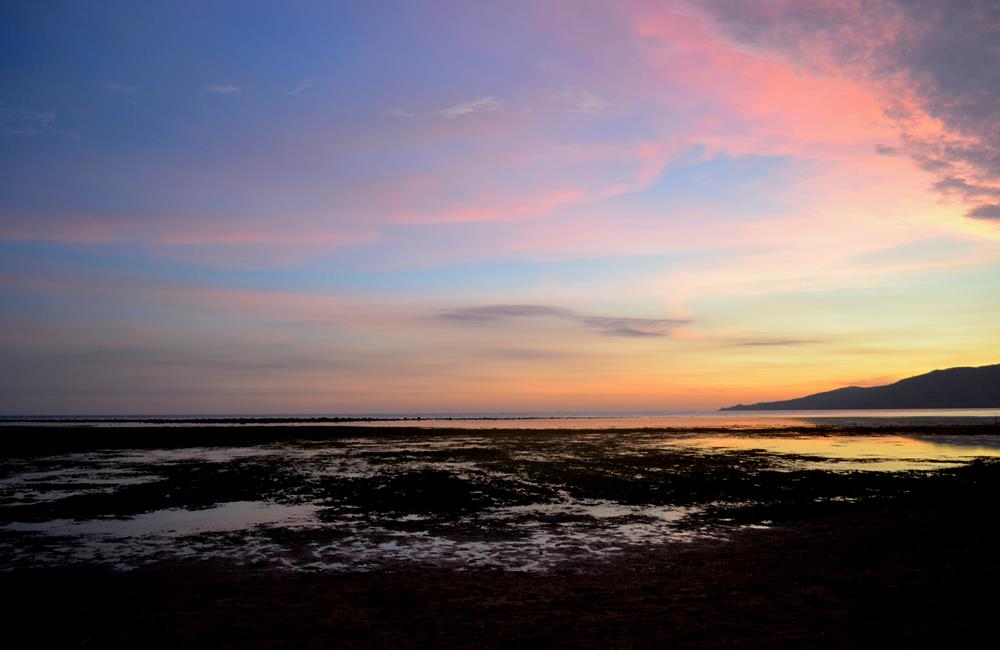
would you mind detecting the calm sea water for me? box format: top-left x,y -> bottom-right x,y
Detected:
2,408 -> 998,428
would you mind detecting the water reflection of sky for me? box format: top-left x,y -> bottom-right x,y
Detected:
3,429 -> 1000,572
662,435 -> 1000,471
5,501 -> 319,537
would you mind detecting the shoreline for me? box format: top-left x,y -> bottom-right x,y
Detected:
1,422 -> 999,456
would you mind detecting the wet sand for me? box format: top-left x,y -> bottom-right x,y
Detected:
5,496 -> 999,648
3,424 -> 999,647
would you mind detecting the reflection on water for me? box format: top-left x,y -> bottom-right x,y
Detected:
665,435 -> 1000,471
5,501 -> 319,537
2,428 -> 999,572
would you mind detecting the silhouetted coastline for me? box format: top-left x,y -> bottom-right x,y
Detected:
723,363 -> 1000,411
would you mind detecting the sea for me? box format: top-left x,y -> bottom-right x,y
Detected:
1,408 -> 998,427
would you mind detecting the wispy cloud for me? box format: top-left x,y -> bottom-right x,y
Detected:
205,84 -> 241,95
286,80 -> 313,96
433,96 -> 502,119
438,304 -> 688,338
102,81 -> 136,94
558,90 -> 610,115
0,106 -> 57,136
728,338 -> 827,347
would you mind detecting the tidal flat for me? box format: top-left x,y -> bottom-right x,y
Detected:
2,424 -> 999,647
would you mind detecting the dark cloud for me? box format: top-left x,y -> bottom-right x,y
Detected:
440,305 -> 573,322
438,304 -> 689,338
729,338 -> 826,348
967,204 -> 1000,220
933,176 -> 1000,200
698,0 -> 1000,221
593,325 -> 663,338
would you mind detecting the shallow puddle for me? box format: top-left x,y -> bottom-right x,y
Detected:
3,429 -> 999,572
4,501 -> 319,537
663,435 -> 1000,471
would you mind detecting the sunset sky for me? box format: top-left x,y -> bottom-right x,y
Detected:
2,0 -> 998,414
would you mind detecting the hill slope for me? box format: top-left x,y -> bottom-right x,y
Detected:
721,364 -> 1000,411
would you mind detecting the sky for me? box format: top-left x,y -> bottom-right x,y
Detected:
1,0 -> 999,415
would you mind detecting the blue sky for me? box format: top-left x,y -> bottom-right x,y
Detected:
2,0 -> 998,413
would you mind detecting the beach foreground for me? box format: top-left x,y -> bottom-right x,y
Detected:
2,424 -> 999,647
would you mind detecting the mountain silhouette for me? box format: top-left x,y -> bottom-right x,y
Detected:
721,363 -> 1000,411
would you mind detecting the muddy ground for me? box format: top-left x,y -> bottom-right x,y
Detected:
2,425 -> 999,647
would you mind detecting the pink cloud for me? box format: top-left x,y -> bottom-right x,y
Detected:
690,0 -> 1000,220
633,3 -> 894,159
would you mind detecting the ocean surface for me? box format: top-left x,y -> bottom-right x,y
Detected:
3,408 -> 999,427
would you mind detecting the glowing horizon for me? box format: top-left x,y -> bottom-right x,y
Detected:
1,1 -> 998,415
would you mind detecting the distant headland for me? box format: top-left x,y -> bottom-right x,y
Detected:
721,363 -> 1000,411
